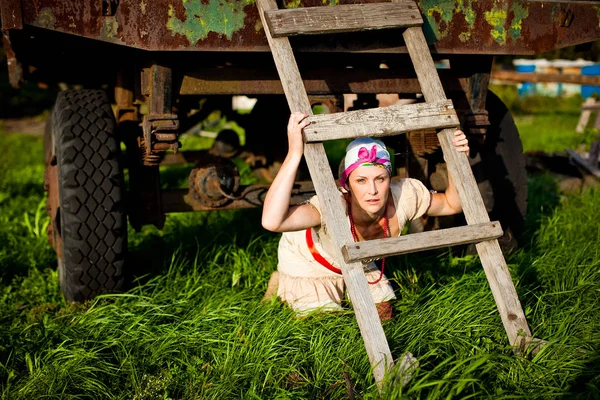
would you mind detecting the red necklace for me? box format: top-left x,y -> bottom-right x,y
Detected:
348,198 -> 390,285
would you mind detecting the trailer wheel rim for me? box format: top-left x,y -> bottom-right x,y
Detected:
45,161 -> 63,259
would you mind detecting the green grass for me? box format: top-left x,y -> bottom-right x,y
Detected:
1,96 -> 600,398
515,113 -> 583,153
490,84 -> 598,153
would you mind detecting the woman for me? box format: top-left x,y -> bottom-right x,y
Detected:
262,112 -> 470,320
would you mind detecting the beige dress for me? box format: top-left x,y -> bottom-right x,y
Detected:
276,178 -> 431,314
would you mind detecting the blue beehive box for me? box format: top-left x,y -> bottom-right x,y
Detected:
515,64 -> 536,97
581,64 -> 600,98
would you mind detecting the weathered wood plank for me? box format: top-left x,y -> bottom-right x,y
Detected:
491,70 -> 600,86
179,68 -> 426,95
343,222 -> 503,263
403,24 -> 533,349
594,110 -> 600,131
303,100 -> 458,142
576,97 -> 596,133
264,2 -> 422,38
257,0 -> 394,388
581,104 -> 600,111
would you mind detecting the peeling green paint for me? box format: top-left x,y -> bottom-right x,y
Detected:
459,0 -> 477,43
101,17 -> 119,38
422,0 -> 455,39
320,0 -> 340,5
485,6 -> 507,44
419,0 -> 477,41
284,0 -> 302,8
254,18 -> 263,33
510,2 -> 528,40
458,31 -> 471,42
463,4 -> 476,28
37,8 -> 56,30
167,0 -> 253,45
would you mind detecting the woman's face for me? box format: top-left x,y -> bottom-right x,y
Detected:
347,165 -> 390,215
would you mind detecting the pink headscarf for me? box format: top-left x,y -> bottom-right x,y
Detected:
339,138 -> 392,189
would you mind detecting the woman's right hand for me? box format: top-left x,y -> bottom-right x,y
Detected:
262,111 -> 320,233
287,112 -> 310,156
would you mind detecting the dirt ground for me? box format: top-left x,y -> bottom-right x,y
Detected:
1,116 -> 47,135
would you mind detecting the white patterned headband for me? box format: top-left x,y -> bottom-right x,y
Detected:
339,138 -> 392,189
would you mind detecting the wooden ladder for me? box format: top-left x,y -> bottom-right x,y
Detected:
257,0 -> 534,388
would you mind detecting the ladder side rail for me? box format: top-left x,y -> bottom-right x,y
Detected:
403,26 -> 532,347
257,0 -> 394,386
576,97 -> 596,133
593,108 -> 600,131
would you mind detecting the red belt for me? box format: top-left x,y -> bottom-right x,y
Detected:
306,228 -> 384,285
306,227 -> 342,275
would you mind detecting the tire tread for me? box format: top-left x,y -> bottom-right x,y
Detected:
53,89 -> 127,301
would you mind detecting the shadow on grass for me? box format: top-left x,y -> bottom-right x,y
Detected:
124,207 -> 271,290
513,172 -> 562,295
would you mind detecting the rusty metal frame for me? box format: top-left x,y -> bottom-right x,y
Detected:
0,0 -> 23,30
140,64 -> 180,165
1,0 -> 23,88
13,0 -> 600,54
162,181 -> 316,212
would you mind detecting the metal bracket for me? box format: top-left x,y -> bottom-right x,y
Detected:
140,64 -> 179,165
141,113 -> 179,164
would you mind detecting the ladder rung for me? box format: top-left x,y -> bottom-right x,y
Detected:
342,222 -> 503,263
264,1 -> 423,38
303,100 -> 458,142
581,104 -> 600,111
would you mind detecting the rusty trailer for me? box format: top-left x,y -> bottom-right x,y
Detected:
1,0 -> 600,302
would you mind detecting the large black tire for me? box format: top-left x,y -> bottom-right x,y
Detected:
477,90 -> 527,250
408,91 -> 527,252
47,90 -> 127,301
451,90 -> 527,251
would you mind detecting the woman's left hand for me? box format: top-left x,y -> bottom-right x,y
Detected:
452,130 -> 469,156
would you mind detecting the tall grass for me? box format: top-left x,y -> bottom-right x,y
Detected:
1,100 -> 600,398
0,133 -> 56,281
490,85 -> 595,153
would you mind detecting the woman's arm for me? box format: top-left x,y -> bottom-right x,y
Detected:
261,112 -> 322,232
427,130 -> 470,217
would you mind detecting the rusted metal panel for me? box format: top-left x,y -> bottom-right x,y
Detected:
0,0 -> 23,29
180,68 -> 424,95
419,0 -> 600,54
2,30 -> 23,87
178,67 -> 471,95
19,0 -> 600,54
